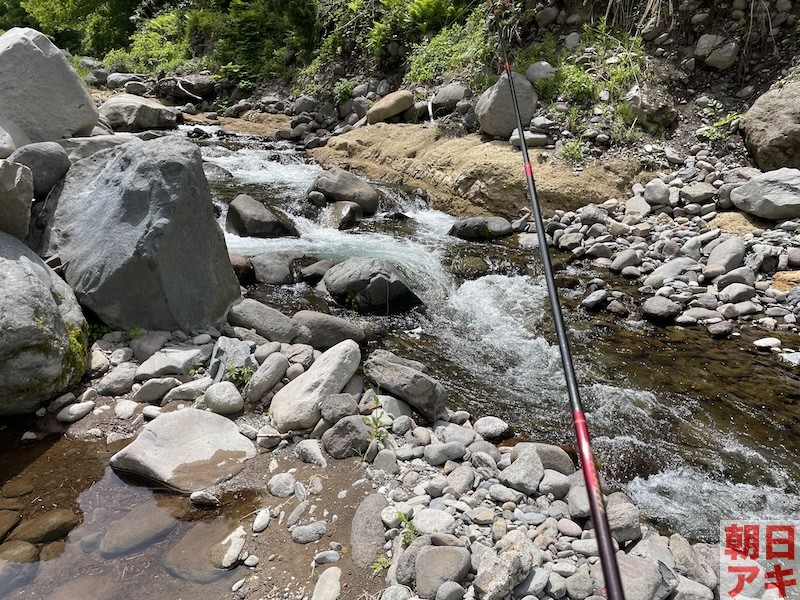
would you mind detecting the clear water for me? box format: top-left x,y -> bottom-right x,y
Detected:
199,128 -> 800,541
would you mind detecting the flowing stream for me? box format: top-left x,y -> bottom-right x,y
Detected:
201,128 -> 800,542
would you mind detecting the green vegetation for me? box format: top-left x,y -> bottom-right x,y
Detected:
225,365 -> 254,389
104,11 -> 189,73
369,554 -> 391,575
405,4 -> 494,87
398,512 -> 421,545
696,101 -> 742,142
561,139 -> 586,162
363,408 -> 389,443
121,326 -> 144,342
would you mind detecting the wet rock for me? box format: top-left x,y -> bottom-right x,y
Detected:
0,540 -> 39,596
323,257 -> 421,313
309,167 -> 380,215
448,217 -> 513,241
207,525 -> 246,569
9,509 -> 79,543
327,201 -> 363,230
250,250 -> 303,284
642,296 -> 682,323
0,510 -> 21,539
607,501 -> 642,544
164,521 -> 229,583
226,193 -> 298,238
98,503 -> 176,557
110,408 -> 256,493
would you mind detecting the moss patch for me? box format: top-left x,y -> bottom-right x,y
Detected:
64,321 -> 89,386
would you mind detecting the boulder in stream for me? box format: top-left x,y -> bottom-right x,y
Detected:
225,193 -> 298,238
308,167 -> 380,216
322,257 -> 421,313
31,137 -> 240,331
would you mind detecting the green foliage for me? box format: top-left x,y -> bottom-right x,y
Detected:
87,323 -> 112,345
363,409 -> 389,443
0,0 -> 37,32
121,327 -> 144,342
407,0 -> 455,33
405,3 -> 493,86
397,512 -> 421,545
697,112 -> 741,141
559,64 -> 595,103
334,78 -> 354,103
561,139 -> 585,162
225,365 -> 254,389
103,10 -> 189,73
370,554 -> 391,575
21,0 -> 139,55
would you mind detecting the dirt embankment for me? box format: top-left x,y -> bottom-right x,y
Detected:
311,122 -> 646,220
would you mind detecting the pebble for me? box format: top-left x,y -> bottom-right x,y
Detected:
291,520 -> 327,544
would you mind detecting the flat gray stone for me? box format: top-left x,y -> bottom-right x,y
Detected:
109,408 -> 256,493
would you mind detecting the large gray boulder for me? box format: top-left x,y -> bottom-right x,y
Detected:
8,142 -> 70,199
98,94 -> 179,132
308,167 -> 380,215
0,117 -> 30,159
0,160 -> 33,240
291,310 -> 365,349
0,231 -> 87,415
741,80 -> 800,171
270,339 -> 361,432
476,72 -> 537,138
363,349 -> 447,423
33,137 -> 240,331
0,28 -> 98,142
730,168 -> 800,220
323,257 -> 421,313
110,408 -> 256,493
225,193 -> 298,238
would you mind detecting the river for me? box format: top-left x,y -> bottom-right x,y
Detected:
201,127 -> 800,542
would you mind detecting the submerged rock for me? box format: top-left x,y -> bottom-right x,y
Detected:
109,408 -> 256,493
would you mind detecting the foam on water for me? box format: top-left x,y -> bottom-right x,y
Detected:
627,466 -> 800,541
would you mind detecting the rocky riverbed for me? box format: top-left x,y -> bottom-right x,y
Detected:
2,22 -> 800,600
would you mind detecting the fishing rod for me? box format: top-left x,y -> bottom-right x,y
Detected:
496,35 -> 626,600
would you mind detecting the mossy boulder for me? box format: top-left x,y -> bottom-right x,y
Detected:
0,231 -> 87,414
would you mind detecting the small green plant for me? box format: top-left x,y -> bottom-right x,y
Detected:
565,105 -> 584,131
334,78 -> 354,104
697,111 -> 742,141
561,139 -> 586,162
225,365 -> 254,389
121,327 -> 143,342
88,323 -> 112,345
559,64 -> 596,104
363,410 -> 389,443
370,554 -> 391,575
398,512 -> 421,545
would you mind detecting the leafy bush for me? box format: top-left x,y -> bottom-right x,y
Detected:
558,64 -> 596,103
406,3 -> 493,86
334,78 -> 354,103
